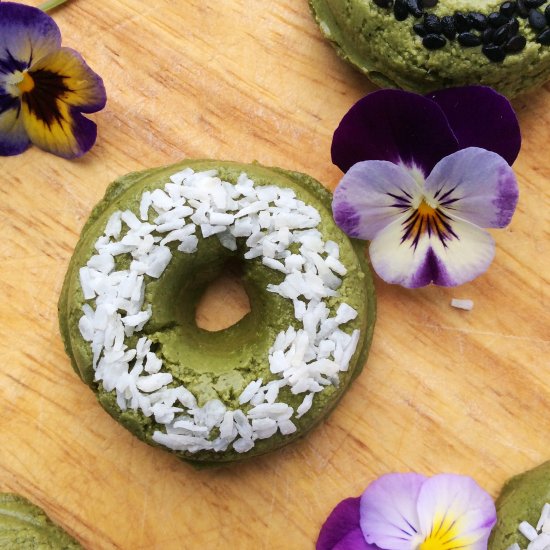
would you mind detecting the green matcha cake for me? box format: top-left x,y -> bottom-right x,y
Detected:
0,494 -> 81,549
489,461 -> 550,549
58,160 -> 376,464
309,0 -> 550,97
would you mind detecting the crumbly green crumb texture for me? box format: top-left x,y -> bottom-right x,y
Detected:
489,461 -> 550,548
58,159 -> 376,464
0,494 -> 81,549
309,0 -> 550,97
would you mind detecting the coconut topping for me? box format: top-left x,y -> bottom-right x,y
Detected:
451,298 -> 474,311
506,503 -> 550,550
78,169 -> 361,454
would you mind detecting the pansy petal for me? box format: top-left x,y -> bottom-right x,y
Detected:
0,3 -> 61,70
421,215 -> 496,287
416,474 -> 496,550
427,86 -> 521,166
332,529 -> 373,550
368,215 -> 435,288
425,148 -> 518,229
332,160 -> 419,239
0,102 -> 30,155
317,497 -> 375,550
21,100 -> 97,159
360,473 -> 426,549
332,89 -> 459,176
30,47 -> 106,113
369,212 -> 495,287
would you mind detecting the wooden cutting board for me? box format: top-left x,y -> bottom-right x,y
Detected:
1,1 -> 549,548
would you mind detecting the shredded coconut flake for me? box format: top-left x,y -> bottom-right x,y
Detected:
451,298 -> 474,311
506,503 -> 550,550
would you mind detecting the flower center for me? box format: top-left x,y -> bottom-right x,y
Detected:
401,198 -> 456,249
17,71 -> 35,94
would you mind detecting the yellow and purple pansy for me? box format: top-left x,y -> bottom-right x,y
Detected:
0,1 -> 106,158
317,473 -> 497,550
331,86 -> 521,288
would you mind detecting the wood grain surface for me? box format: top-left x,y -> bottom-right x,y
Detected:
1,1 -> 549,548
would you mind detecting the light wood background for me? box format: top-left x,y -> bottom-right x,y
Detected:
1,1 -> 549,548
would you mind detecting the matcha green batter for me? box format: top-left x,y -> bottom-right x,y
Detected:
489,461 -> 550,549
58,160 -> 376,464
0,494 -> 81,549
309,0 -> 550,97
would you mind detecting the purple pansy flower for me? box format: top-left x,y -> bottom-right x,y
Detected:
0,2 -> 106,158
331,87 -> 520,288
317,473 -> 497,550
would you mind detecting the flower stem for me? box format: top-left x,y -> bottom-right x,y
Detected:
38,0 -> 71,12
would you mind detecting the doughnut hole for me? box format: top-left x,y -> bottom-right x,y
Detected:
143,236 -> 295,378
195,261 -> 251,332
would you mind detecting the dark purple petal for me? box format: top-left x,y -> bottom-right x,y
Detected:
317,497 -> 375,550
71,108 -> 98,158
333,529 -> 373,550
332,89 -> 459,176
0,103 -> 30,156
427,86 -> 521,166
0,3 -> 61,70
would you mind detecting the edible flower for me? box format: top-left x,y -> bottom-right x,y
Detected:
317,472 -> 496,550
331,87 -> 520,288
0,2 -> 106,158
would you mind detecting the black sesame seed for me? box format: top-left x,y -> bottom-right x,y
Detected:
414,23 -> 428,36
458,31 -> 482,46
516,0 -> 529,18
454,12 -> 471,32
545,4 -> 550,25
468,12 -> 488,30
394,0 -> 409,20
506,18 -> 520,37
528,8 -> 547,30
537,28 -> 550,45
525,0 -> 545,8
481,28 -> 495,44
405,0 -> 423,18
373,0 -> 393,7
423,0 -> 438,7
505,34 -> 527,51
488,12 -> 510,27
493,24 -> 510,44
500,1 -> 517,17
423,33 -> 447,49
441,16 -> 457,39
482,44 -> 507,61
424,13 -> 443,33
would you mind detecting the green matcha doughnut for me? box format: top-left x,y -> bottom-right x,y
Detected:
489,461 -> 550,549
309,0 -> 550,98
0,494 -> 81,549
59,160 -> 376,464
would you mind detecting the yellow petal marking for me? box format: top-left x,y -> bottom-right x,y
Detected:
20,98 -> 79,158
418,513 -> 476,550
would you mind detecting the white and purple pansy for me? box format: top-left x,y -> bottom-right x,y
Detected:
317,473 -> 497,550
331,86 -> 521,288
